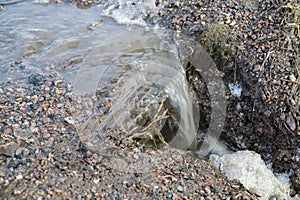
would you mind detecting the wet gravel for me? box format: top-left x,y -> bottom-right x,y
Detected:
0,74 -> 257,199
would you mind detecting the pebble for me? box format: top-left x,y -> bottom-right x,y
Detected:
64,117 -> 75,126
0,142 -> 19,157
176,185 -> 184,193
16,174 -> 23,180
194,163 -> 201,168
93,178 -> 100,184
164,191 -> 172,198
204,185 -> 211,194
28,73 -> 46,86
269,196 -> 277,200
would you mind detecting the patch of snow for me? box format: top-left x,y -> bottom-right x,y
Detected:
228,82 -> 242,98
275,172 -> 291,188
209,150 -> 299,200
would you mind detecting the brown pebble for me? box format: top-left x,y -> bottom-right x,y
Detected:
231,184 -> 240,189
133,154 -> 139,159
0,142 -> 19,157
45,87 -> 51,92
55,89 -> 63,95
13,189 -> 22,195
6,88 -> 14,92
41,117 -> 51,124
54,189 -> 63,193
47,189 -> 54,195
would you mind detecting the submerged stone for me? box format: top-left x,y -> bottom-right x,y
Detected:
28,73 -> 46,86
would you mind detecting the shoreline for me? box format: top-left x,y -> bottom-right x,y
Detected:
0,0 -> 299,198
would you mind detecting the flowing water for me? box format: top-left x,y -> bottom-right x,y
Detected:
0,1 -> 298,199
0,1 -> 197,150
0,1 -> 123,83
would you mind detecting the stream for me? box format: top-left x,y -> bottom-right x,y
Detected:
0,1 -> 298,199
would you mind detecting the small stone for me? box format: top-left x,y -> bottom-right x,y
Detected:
6,87 -> 14,92
286,112 -> 296,131
133,154 -> 139,159
194,163 -> 201,168
16,97 -> 23,102
269,196 -> 277,200
289,74 -> 296,82
28,73 -> 46,86
0,142 -> 19,157
55,89 -> 63,95
16,174 -> 23,180
40,117 -> 51,124
176,185 -> 184,193
253,65 -> 261,72
204,186 -> 211,194
93,178 -> 100,184
164,191 -> 172,198
54,189 -> 63,194
53,79 -> 64,85
64,117 -> 75,126
231,184 -> 240,189
44,87 -> 51,92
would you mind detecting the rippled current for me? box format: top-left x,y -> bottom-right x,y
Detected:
0,1 -> 197,150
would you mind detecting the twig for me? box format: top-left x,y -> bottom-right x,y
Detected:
142,109 -> 169,131
234,47 -> 239,83
260,50 -> 273,72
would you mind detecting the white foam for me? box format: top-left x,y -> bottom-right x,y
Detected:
101,0 -> 158,26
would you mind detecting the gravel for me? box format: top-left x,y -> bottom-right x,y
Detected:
0,74 -> 257,199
